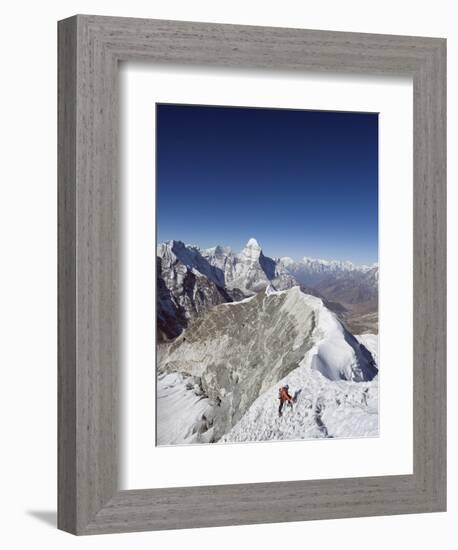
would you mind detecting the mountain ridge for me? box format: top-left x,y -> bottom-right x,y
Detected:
157,238 -> 379,339
157,285 -> 378,444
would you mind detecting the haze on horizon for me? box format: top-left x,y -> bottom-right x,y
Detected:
157,103 -> 379,265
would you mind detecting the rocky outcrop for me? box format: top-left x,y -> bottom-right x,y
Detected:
157,254 -> 233,341
157,238 -> 296,339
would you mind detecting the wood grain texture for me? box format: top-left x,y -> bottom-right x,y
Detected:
57,15 -> 446,535
57,16 -> 77,533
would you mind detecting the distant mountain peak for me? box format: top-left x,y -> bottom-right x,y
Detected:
240,237 -> 264,264
245,237 -> 261,248
204,244 -> 232,256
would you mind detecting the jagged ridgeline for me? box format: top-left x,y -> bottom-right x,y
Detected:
157,238 -> 378,341
156,238 -> 379,445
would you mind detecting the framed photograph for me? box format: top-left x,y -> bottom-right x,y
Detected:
58,15 -> 446,535
155,104 -> 380,447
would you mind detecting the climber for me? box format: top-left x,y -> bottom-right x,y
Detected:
278,384 -> 294,417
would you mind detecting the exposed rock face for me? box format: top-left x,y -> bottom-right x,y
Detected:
157,258 -> 188,341
157,238 -> 296,339
157,238 -> 379,339
158,286 -> 378,442
201,237 -> 296,295
158,240 -> 225,288
344,310 -> 379,335
156,250 -> 233,341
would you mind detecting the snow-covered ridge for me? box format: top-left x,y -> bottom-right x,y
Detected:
158,238 -> 378,284
221,358 -> 378,443
157,286 -> 378,444
278,253 -> 379,308
160,238 -> 375,273
157,237 -> 379,341
158,237 -> 296,297
246,237 -> 261,248
280,255 -> 377,273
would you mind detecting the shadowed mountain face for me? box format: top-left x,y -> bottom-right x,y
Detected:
157,238 -> 296,340
156,250 -> 236,341
157,238 -> 378,339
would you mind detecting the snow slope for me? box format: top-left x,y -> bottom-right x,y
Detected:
221,348 -> 378,443
156,372 -> 214,445
157,286 -> 378,444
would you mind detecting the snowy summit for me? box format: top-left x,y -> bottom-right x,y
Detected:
245,237 -> 261,248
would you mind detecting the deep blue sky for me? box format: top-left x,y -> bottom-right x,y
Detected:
156,104 -> 378,264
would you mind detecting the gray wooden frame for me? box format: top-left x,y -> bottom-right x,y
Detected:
58,14 -> 446,535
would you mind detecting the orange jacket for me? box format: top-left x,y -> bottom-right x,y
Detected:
279,387 -> 293,403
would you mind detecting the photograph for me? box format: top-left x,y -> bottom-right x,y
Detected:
1,4 -> 447,543
156,104 -> 379,446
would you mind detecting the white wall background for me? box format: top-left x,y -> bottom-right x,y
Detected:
0,1 -> 454,548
